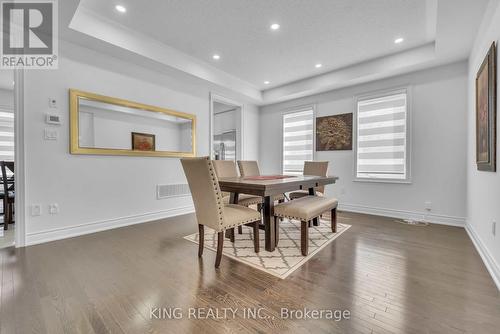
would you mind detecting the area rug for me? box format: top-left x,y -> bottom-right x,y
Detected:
184,218 -> 351,279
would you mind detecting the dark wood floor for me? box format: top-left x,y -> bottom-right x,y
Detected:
1,212 -> 499,334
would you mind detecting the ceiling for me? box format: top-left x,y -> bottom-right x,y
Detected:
60,0 -> 489,104
79,0 -> 434,89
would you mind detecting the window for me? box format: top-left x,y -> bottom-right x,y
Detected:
282,108 -> 314,175
355,90 -> 409,182
0,106 -> 14,162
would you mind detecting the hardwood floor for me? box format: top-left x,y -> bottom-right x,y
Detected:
1,212 -> 499,334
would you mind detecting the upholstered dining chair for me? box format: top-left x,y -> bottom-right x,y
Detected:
289,161 -> 329,200
213,160 -> 263,235
181,157 -> 261,268
237,160 -> 286,202
213,160 -> 263,207
0,161 -> 14,230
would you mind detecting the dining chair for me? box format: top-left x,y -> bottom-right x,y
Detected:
274,196 -> 338,256
237,160 -> 286,202
181,157 -> 261,268
289,161 -> 329,199
213,160 -> 263,207
213,160 -> 263,235
0,161 -> 14,231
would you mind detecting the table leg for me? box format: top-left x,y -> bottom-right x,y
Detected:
263,196 -> 276,252
309,187 -> 319,226
225,193 -> 240,239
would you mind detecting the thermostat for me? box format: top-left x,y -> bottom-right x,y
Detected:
46,114 -> 61,125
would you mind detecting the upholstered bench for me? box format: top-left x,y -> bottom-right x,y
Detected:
274,196 -> 338,256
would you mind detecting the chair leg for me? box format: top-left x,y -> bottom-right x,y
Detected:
215,231 -> 224,268
313,217 -> 319,226
2,198 -> 7,230
229,228 -> 235,242
331,208 -> 337,233
198,224 -> 204,257
253,221 -> 260,253
274,216 -> 280,246
238,226 -> 243,234
301,221 -> 309,256
4,203 -> 9,230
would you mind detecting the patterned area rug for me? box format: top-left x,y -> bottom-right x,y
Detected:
184,218 -> 351,279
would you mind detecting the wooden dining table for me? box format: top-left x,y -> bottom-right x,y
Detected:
218,175 -> 339,252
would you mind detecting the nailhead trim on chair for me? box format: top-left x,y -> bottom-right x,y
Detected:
206,158 -> 225,228
274,213 -> 321,221
207,158 -> 260,232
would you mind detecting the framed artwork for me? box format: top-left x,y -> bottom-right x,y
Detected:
476,42 -> 497,172
316,113 -> 353,151
131,132 -> 156,151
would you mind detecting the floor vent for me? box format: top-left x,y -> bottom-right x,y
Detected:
157,184 -> 191,199
395,219 -> 429,227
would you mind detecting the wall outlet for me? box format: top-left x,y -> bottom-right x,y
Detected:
493,221 -> 496,236
44,128 -> 58,140
424,201 -> 432,211
49,203 -> 59,214
31,204 -> 42,216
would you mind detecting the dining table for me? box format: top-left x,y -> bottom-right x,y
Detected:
218,174 -> 339,252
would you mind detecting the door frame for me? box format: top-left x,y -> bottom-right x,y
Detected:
209,92 -> 244,160
14,69 -> 26,247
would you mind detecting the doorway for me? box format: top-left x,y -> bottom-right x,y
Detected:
209,94 -> 244,161
0,70 -> 15,249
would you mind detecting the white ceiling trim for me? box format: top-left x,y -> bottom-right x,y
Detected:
62,0 -> 487,106
69,6 -> 263,102
262,43 -> 436,105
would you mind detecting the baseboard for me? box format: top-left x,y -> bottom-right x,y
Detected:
339,203 -> 466,227
465,223 -> 500,291
25,205 -> 195,246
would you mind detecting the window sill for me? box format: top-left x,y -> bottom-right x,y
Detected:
353,178 -> 412,185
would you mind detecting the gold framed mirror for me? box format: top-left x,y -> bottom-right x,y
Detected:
69,89 -> 196,157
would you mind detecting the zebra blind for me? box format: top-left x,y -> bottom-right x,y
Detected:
356,91 -> 408,180
282,108 -> 314,175
0,105 -> 14,162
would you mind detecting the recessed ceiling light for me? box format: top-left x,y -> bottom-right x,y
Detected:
394,37 -> 404,44
115,5 -> 127,13
270,23 -> 280,30
315,63 -> 323,68
212,54 -> 220,60
264,81 -> 270,85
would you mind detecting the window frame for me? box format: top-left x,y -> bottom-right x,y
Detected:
353,87 -> 412,184
280,104 -> 316,175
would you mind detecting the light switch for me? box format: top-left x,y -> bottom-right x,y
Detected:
44,128 -> 58,140
31,204 -> 41,216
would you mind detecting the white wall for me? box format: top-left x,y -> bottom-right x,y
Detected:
214,110 -> 237,135
23,42 -> 260,245
260,62 -> 468,225
466,0 -> 500,289
0,88 -> 13,107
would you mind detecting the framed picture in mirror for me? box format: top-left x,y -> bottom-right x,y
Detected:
132,132 -> 155,151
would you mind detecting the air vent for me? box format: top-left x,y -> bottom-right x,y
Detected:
157,184 -> 191,199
